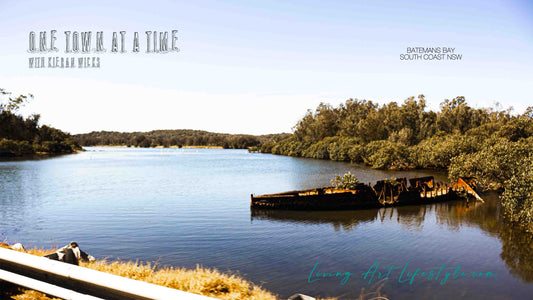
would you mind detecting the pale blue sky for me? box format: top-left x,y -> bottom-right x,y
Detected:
0,0 -> 531,134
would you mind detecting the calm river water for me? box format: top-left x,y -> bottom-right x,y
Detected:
1,147 -> 532,299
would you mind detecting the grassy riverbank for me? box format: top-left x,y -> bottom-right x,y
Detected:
0,244 -> 277,300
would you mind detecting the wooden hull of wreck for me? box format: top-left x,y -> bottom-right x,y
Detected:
251,177 -> 478,211
251,191 -> 381,210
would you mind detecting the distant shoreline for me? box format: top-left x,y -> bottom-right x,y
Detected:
87,145 -> 224,149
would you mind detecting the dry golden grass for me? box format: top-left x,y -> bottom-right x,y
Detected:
7,290 -> 62,300
79,260 -> 276,300
0,244 -> 389,300
0,243 -> 277,300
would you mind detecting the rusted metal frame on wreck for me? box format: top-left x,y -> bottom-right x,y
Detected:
452,177 -> 484,203
374,178 -> 408,204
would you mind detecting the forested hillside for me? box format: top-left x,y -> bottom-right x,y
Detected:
262,95 -> 532,172
0,88 -> 81,156
73,130 -> 290,149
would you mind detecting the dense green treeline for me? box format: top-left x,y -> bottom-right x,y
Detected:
262,95 -> 532,170
262,95 -> 533,231
74,130 -> 290,149
0,88 -> 81,156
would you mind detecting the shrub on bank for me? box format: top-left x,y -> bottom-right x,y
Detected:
408,134 -> 482,169
331,172 -> 360,189
301,138 -> 332,159
363,140 -> 409,169
448,137 -> 533,190
347,143 -> 365,163
260,142 -> 275,153
327,137 -> 359,161
448,137 -> 533,232
501,155 -> 533,232
269,137 -> 308,157
0,138 -> 80,156
0,139 -> 34,155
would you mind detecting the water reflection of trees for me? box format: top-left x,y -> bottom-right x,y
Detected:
434,192 -> 502,235
500,224 -> 533,282
434,193 -> 533,283
251,193 -> 533,283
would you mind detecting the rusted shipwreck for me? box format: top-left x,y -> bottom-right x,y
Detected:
251,176 -> 483,210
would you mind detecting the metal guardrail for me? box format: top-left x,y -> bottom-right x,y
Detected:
0,247 -> 217,300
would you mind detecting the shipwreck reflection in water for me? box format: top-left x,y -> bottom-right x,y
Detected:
251,192 -> 533,284
251,208 -> 379,232
250,200 -> 480,232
